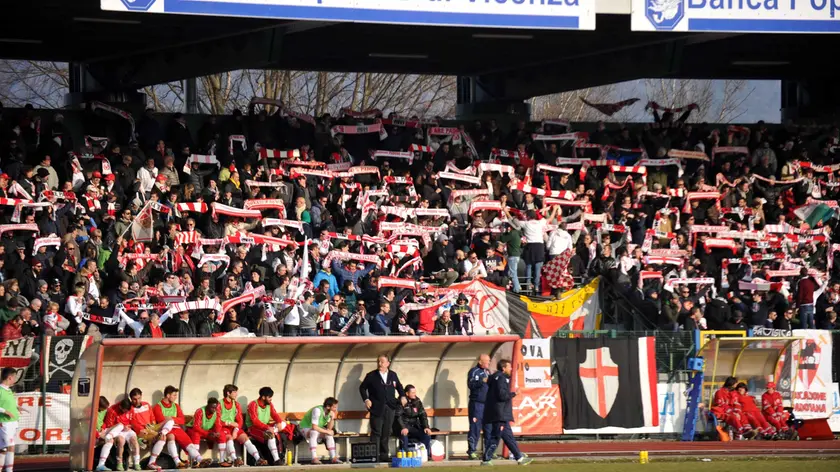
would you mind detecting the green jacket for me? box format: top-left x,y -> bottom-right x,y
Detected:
499,230 -> 523,257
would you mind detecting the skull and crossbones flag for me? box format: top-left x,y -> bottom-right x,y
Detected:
552,337 -> 658,429
44,336 -> 93,392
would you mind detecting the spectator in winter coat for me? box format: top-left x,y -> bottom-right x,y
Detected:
432,311 -> 457,335
312,266 -> 338,299
331,260 -> 375,293
796,268 -> 821,329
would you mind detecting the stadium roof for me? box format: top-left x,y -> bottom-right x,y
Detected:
0,1 -> 833,100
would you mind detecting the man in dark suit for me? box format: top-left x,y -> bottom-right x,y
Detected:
482,359 -> 532,466
359,354 -> 407,462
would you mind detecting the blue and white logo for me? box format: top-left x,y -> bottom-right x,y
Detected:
645,0 -> 684,31
121,0 -> 157,11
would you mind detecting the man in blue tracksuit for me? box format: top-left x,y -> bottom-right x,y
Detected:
467,354 -> 492,460
482,359 -> 532,466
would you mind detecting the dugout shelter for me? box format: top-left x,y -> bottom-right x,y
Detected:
69,335 -> 520,471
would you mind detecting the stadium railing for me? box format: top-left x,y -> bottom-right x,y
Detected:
11,329 -> 838,456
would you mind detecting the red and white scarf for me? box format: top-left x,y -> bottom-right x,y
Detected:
449,188 -> 490,203
175,231 -> 200,246
544,198 -> 592,214
33,235 -> 61,255
198,253 -> 231,270
704,238 -> 738,252
510,180 -> 575,200
378,276 -> 417,291
245,180 -> 284,189
174,202 -> 208,214
601,176 -> 634,201
372,150 -> 414,163
323,250 -> 381,268
663,277 -> 715,291
478,163 -> 516,179
683,191 -> 721,213
667,149 -> 709,161
638,158 -> 684,177
263,218 -> 304,232
711,146 -> 748,163
331,123 -> 387,140
212,203 -> 262,219
183,154 -> 219,173
536,163 -> 574,175
91,101 -> 136,137
438,171 -> 481,186
644,256 -> 684,267
228,135 -> 247,155
260,149 -> 299,159
531,132 -> 585,141
469,200 -> 503,215
409,144 -> 433,153
225,232 -> 298,249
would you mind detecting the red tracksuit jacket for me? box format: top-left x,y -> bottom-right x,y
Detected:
103,404 -> 134,429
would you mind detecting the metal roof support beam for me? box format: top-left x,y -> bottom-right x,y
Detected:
85,26 -> 287,91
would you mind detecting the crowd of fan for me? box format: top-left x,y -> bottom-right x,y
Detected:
0,100 -> 838,345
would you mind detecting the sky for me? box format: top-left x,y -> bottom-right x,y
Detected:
611,79 -> 782,123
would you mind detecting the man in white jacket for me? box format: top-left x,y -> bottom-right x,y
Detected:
546,223 -> 573,261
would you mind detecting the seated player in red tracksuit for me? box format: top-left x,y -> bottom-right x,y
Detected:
246,387 -> 291,466
761,382 -> 791,435
98,398 -> 140,471
734,383 -> 774,437
220,384 -> 266,466
711,376 -> 754,439
151,385 -> 211,469
187,398 -> 230,468
127,388 -> 171,471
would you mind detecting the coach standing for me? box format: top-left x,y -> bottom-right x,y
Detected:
482,359 -> 532,466
467,354 -> 492,460
360,354 -> 407,462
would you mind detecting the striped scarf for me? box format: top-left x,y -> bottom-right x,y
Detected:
211,203 -> 262,219
260,149 -> 299,159
331,123 -> 387,140
228,135 -> 247,155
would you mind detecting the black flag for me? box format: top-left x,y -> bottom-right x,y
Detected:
553,337 -> 658,430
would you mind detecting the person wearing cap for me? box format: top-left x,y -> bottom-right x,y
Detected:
761,382 -> 791,437
18,259 -> 43,302
425,234 -> 458,287
450,294 -> 474,336
34,155 -> 58,190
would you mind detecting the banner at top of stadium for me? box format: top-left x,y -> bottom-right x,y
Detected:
631,0 -> 840,33
101,0 -> 596,30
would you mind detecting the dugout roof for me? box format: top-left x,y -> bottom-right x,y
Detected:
1,1 -> 835,100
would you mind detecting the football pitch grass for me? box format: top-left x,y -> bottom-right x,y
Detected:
417,459 -> 840,472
